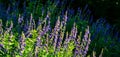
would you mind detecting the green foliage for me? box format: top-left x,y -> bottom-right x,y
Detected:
0,16 -> 92,57
0,0 -> 120,57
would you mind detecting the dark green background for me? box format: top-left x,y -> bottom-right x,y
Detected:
0,0 -> 120,30
69,0 -> 120,31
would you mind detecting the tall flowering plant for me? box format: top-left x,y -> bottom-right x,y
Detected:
0,11 -> 97,57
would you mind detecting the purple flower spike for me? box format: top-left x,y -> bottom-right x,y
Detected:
64,32 -> 69,49
40,25 -> 50,36
36,36 -> 42,48
74,26 -> 91,57
20,32 -> 26,56
70,23 -> 77,40
39,13 -> 51,36
18,14 -> 23,24
53,16 -> 61,52
81,26 -> 91,57
35,34 -> 42,57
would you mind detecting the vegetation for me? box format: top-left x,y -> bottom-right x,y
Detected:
0,0 -> 120,57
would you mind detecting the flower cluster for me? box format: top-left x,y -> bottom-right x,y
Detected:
1,0 -> 119,57
0,11 -> 93,57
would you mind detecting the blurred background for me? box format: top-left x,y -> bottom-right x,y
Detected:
0,0 -> 120,30
63,0 -> 120,31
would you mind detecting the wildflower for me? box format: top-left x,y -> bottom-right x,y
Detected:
74,48 -> 79,57
0,44 -> 3,49
64,32 -> 69,49
35,34 -> 42,57
69,23 -> 77,41
36,35 -> 42,48
57,12 -> 68,51
23,21 -> 32,38
18,14 -> 23,24
53,16 -> 61,52
20,32 -> 26,56
80,26 -> 91,57
40,13 -> 51,36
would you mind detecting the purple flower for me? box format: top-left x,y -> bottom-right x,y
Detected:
28,14 -> 34,30
80,26 -> 91,56
74,49 -> 79,57
73,26 -> 91,56
18,14 -> 23,24
20,32 -> 26,56
35,34 -> 42,57
53,17 -> 61,52
36,36 -> 42,48
39,13 -> 51,36
64,32 -> 71,49
56,12 -> 69,51
40,26 -> 50,36
0,44 -> 3,49
69,23 -> 77,40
